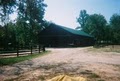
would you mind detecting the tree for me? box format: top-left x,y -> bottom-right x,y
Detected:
0,25 -> 5,49
0,0 -> 16,25
17,0 -> 47,53
85,14 -> 107,44
76,10 -> 89,31
0,0 -> 16,50
103,24 -> 113,45
110,13 -> 120,44
7,22 -> 16,49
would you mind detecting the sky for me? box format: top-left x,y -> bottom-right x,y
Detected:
44,0 -> 120,29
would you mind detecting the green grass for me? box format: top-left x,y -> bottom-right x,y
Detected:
88,73 -> 100,78
97,80 -> 105,81
0,51 -> 50,66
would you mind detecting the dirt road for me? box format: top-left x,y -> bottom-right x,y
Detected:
0,47 -> 120,81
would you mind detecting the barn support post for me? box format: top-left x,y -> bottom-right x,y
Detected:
17,43 -> 19,57
38,45 -> 41,53
42,45 -> 45,52
30,45 -> 33,54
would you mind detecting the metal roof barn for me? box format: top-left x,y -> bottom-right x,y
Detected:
39,23 -> 95,47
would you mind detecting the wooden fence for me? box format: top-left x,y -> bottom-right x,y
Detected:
0,46 -> 45,58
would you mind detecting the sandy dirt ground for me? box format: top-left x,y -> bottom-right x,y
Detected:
0,47 -> 120,81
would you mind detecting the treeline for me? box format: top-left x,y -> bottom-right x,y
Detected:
0,0 -> 120,51
76,10 -> 120,46
0,0 -> 47,50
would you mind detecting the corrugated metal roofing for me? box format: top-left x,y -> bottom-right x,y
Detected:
50,23 -> 93,37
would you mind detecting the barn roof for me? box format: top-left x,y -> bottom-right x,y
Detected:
49,23 -> 93,37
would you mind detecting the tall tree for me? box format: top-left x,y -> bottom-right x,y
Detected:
103,24 -> 113,45
0,25 -> 5,49
110,13 -> 120,44
76,10 -> 89,31
17,0 -> 47,53
25,0 -> 47,45
85,14 -> 107,44
0,0 -> 16,25
0,0 -> 16,50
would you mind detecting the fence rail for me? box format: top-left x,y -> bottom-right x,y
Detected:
0,48 -> 45,58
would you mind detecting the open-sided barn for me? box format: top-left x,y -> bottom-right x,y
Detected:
39,23 -> 95,47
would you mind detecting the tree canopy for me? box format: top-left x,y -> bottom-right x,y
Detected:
77,10 -> 120,45
0,0 -> 47,50
0,0 -> 16,25
76,10 -> 89,31
110,14 -> 120,44
85,14 -> 107,42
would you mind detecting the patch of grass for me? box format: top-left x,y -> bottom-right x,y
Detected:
89,45 -> 120,53
97,80 -> 105,81
88,73 -> 100,78
39,63 -> 64,70
5,78 -> 19,81
39,75 -> 45,80
80,70 -> 92,75
0,51 -> 50,66
40,65 -> 56,70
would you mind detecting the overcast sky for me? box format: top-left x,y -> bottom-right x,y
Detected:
44,0 -> 120,29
